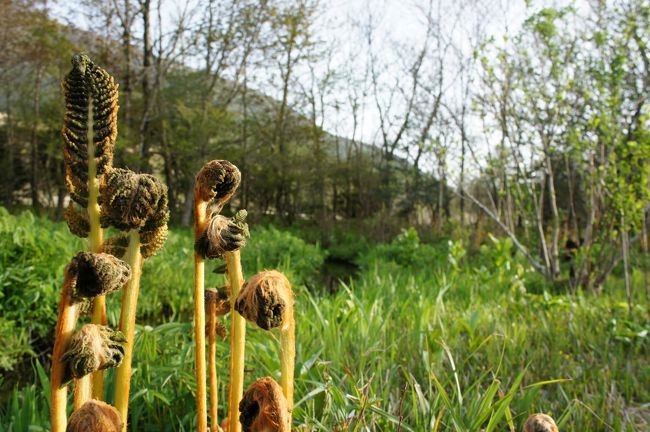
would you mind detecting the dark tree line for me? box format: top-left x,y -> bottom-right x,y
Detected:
1,0 -> 648,295
0,0 -> 442,235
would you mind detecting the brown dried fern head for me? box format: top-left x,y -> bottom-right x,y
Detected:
62,54 -> 118,208
68,251 -> 131,301
194,160 -> 241,214
66,399 -> 122,432
195,211 -> 249,259
61,324 -> 126,381
235,270 -> 292,331
99,168 -> 170,257
100,168 -> 165,231
239,377 -> 290,432
524,414 -> 558,432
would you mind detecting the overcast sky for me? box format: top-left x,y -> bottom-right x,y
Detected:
307,0 -> 586,177
52,0 -> 586,177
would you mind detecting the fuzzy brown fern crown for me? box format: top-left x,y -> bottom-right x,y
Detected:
235,270 -> 292,331
100,168 -> 170,258
67,400 -> 123,432
62,54 -> 118,207
194,160 -> 241,215
239,377 -> 290,432
61,324 -> 127,382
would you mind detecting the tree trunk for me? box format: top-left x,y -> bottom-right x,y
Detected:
437,166 -> 444,232
181,182 -> 195,226
621,215 -> 632,313
30,66 -> 43,212
641,208 -> 650,301
535,175 -> 552,279
543,143 -> 561,279
578,152 -> 598,290
240,72 -> 249,209
459,132 -> 466,227
160,120 -> 176,220
122,0 -> 133,129
273,36 -> 295,221
2,87 -> 15,208
138,0 -> 152,172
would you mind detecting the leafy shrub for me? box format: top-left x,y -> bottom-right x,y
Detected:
472,234 -> 529,293
322,229 -> 370,262
0,318 -> 33,371
242,226 -> 325,286
0,208 -> 83,373
358,227 -> 447,272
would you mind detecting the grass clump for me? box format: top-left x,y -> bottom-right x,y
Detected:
242,226 -> 325,286
0,213 -> 647,430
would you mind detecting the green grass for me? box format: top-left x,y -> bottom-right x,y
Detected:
0,210 -> 648,431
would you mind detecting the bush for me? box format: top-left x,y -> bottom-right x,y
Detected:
0,208 -> 83,373
358,227 -> 447,272
242,226 -> 325,286
0,318 -> 33,372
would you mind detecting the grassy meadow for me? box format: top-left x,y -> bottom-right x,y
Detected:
0,208 -> 648,431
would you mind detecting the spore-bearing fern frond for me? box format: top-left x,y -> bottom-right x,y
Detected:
62,54 -> 118,209
100,168 -> 170,258
195,211 -> 249,259
101,234 -> 130,259
62,324 -> 127,382
139,191 -> 170,258
65,203 -> 91,238
194,160 -> 241,217
101,213 -> 169,259
68,251 -> 131,301
100,168 -> 165,231
139,224 -> 169,258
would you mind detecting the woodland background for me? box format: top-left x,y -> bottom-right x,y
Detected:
0,0 -> 649,430
1,0 -> 649,292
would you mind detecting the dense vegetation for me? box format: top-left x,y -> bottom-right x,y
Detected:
1,209 -> 647,431
2,1 -> 648,299
1,0 -> 649,430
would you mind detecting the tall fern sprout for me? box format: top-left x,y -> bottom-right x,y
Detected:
193,160 -> 248,432
50,252 -> 130,432
51,54 -> 125,432
235,270 -> 295,430
206,288 -> 229,430
52,54 -> 169,432
61,53 -> 118,407
102,169 -> 169,431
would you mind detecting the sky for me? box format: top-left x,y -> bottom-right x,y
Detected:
50,0 -> 588,178
304,0 -> 534,175
314,0 -> 530,141
304,0 -> 587,178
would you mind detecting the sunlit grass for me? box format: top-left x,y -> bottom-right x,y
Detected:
0,210 -> 648,431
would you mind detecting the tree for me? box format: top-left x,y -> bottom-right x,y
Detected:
471,2 -> 649,293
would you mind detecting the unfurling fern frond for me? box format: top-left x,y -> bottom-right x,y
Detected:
62,53 -> 118,233
100,168 -> 170,258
